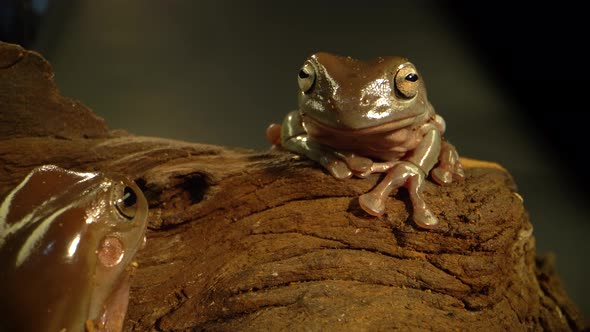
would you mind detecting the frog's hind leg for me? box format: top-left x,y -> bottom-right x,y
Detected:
265,123 -> 282,146
358,161 -> 439,229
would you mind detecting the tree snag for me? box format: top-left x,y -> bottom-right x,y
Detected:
0,41 -> 586,331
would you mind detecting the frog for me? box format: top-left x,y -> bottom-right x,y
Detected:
0,165 -> 149,332
266,52 -> 464,229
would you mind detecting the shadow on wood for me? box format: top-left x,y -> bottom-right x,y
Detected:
0,41 -> 586,331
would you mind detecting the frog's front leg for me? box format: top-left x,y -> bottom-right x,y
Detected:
359,127 -> 442,229
431,140 -> 465,185
280,111 -> 373,179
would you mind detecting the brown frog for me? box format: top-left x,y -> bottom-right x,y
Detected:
0,165 -> 148,331
267,52 -> 464,229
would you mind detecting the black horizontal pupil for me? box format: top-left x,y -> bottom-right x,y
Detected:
405,73 -> 419,82
122,187 -> 137,207
299,70 -> 310,79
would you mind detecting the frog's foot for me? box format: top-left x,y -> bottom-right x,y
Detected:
336,152 -> 373,176
359,191 -> 386,216
431,165 -> 464,185
357,163 -> 411,217
265,123 -> 282,146
431,141 -> 465,185
359,161 -> 440,229
319,155 -> 353,179
413,208 -> 439,229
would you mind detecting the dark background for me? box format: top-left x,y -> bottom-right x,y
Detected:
2,0 -> 587,316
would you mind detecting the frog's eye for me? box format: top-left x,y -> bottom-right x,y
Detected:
298,62 -> 316,94
114,184 -> 139,220
394,65 -> 420,99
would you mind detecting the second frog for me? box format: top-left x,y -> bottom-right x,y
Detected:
267,52 -> 464,229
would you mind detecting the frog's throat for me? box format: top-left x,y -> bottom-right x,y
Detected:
91,267 -> 134,331
302,113 -> 421,136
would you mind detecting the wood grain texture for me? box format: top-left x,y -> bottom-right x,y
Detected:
0,41 -> 586,331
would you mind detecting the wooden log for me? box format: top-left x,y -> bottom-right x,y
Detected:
0,41 -> 586,331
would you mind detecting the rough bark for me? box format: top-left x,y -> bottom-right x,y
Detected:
0,41 -> 586,331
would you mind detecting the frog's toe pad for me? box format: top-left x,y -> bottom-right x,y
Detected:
431,168 -> 452,185
413,208 -> 439,229
431,163 -> 465,185
455,165 -> 465,179
359,193 -> 385,216
265,123 -> 282,146
327,161 -> 352,179
346,156 -> 373,173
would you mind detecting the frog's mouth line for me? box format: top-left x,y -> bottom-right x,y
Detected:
303,113 -> 421,136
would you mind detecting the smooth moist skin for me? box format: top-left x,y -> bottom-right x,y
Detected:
0,165 -> 148,332
267,52 -> 464,229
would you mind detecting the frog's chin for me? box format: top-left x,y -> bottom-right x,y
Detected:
303,113 -> 422,136
89,269 -> 133,331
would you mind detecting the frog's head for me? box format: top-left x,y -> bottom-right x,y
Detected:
297,52 -> 434,131
0,165 -> 148,331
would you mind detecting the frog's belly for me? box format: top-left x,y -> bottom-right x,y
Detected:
308,125 -> 422,161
